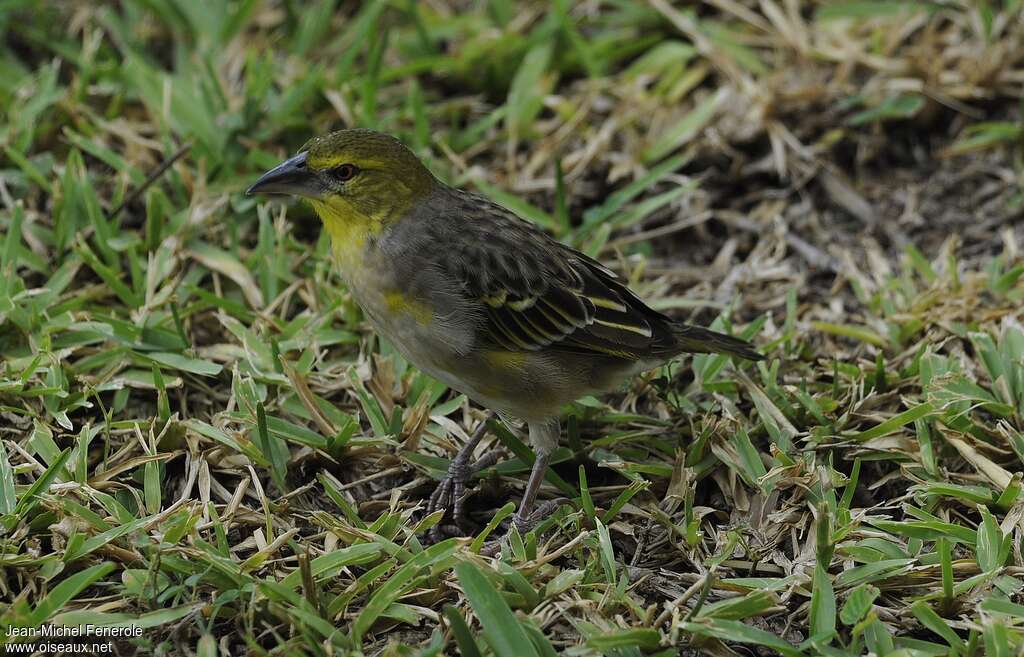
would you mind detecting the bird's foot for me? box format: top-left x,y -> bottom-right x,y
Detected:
478,498 -> 569,557
426,450 -> 501,541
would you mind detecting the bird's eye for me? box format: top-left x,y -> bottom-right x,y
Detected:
333,164 -> 358,181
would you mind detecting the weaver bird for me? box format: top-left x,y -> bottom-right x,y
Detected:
248,129 -> 762,541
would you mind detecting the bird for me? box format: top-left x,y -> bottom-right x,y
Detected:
247,129 -> 763,542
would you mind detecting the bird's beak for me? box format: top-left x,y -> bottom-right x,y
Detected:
246,152 -> 322,198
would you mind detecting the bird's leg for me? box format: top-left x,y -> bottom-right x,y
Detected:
512,447 -> 552,530
480,419 -> 562,555
514,418 -> 560,525
427,414 -> 499,539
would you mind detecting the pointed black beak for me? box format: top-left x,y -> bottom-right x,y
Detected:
246,152 -> 321,198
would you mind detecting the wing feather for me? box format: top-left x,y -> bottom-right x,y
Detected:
428,192 -> 682,360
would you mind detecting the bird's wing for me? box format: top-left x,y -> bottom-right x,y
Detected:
430,193 -> 676,359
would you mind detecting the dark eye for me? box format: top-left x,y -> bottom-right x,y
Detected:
333,164 -> 358,181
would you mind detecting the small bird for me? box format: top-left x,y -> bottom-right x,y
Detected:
248,129 -> 762,540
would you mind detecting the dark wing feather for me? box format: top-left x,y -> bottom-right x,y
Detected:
431,192 -> 679,360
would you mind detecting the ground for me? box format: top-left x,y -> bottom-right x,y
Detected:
1,2 -> 1024,656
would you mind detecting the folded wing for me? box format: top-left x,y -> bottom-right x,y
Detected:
433,193 -> 683,360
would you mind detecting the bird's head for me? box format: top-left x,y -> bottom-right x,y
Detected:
247,129 -> 436,225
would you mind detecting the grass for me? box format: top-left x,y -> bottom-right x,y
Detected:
1,0 -> 1024,655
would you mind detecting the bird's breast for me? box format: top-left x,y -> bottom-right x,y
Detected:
335,244 -> 476,373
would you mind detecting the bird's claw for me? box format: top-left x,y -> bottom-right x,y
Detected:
426,451 -> 501,542
478,498 -> 570,556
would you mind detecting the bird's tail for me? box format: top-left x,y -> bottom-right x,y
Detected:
671,323 -> 764,361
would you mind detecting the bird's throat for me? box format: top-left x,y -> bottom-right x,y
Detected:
310,198 -> 381,275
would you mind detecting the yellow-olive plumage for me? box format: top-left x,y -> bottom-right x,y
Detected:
248,129 -> 762,537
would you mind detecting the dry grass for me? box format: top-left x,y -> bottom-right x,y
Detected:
1,1 -> 1023,655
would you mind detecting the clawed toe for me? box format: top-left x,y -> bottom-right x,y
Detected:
428,522 -> 465,540
424,417 -> 501,541
426,465 -> 475,541
477,497 -> 571,556
513,497 -> 569,532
